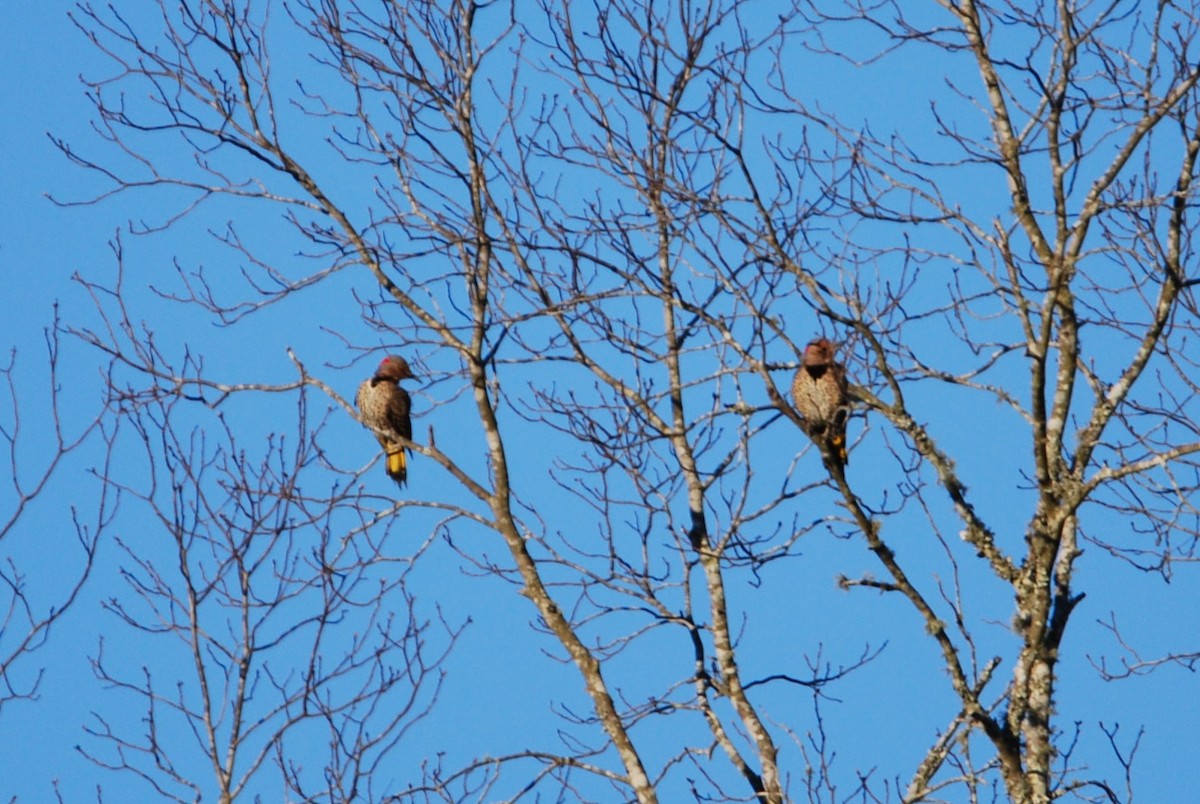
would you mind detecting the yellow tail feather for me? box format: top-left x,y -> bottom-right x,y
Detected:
386,450 -> 408,485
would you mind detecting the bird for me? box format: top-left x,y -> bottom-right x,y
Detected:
791,337 -> 849,468
356,355 -> 416,486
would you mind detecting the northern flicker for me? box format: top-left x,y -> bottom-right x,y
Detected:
791,338 -> 849,468
356,355 -> 415,486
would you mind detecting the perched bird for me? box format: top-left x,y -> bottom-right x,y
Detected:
356,355 -> 416,486
791,338 -> 849,468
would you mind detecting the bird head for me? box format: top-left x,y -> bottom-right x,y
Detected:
376,355 -> 416,381
802,338 -> 837,368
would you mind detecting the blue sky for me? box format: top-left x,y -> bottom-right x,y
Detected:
3,2 -> 1199,802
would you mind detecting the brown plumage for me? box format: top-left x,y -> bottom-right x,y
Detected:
791,338 -> 849,468
356,355 -> 415,486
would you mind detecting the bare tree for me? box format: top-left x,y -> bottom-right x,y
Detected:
62,248 -> 459,802
0,315 -> 113,715
776,3 -> 1200,800
39,0 -> 1200,802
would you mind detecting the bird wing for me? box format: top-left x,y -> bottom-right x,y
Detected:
833,363 -> 849,405
384,385 -> 412,444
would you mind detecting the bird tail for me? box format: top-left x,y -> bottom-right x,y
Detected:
386,449 -> 408,486
829,432 -> 848,466
831,406 -> 849,466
